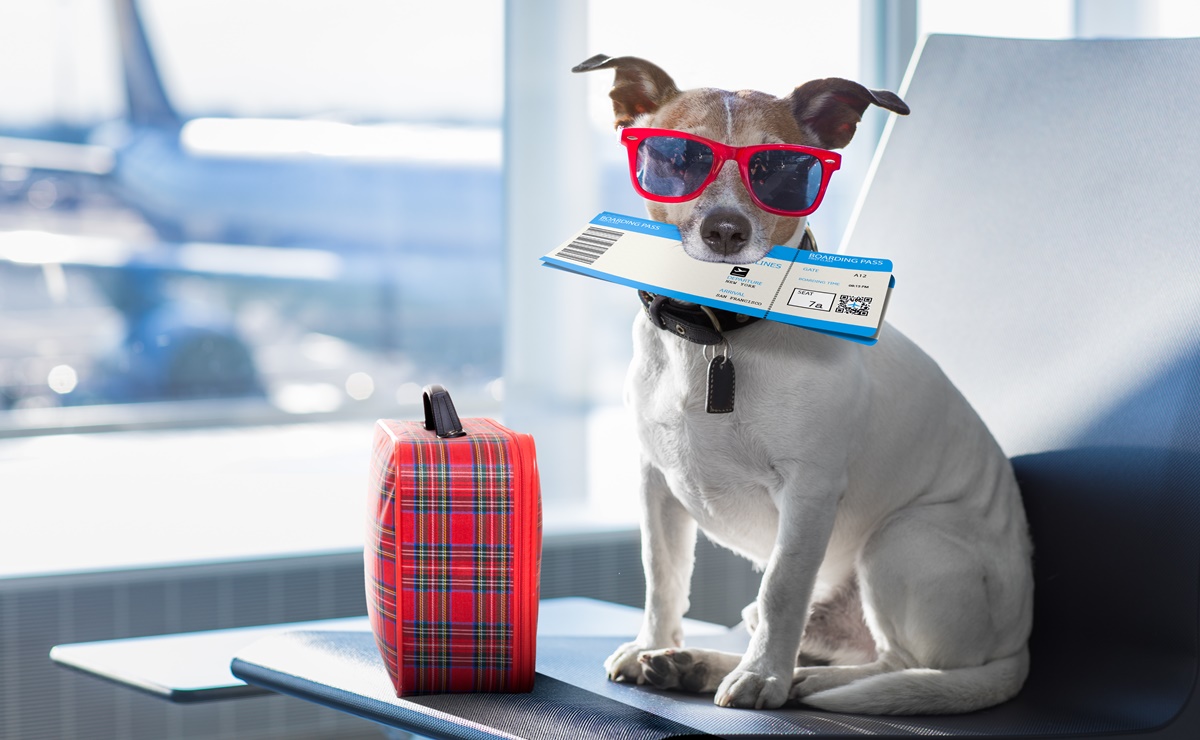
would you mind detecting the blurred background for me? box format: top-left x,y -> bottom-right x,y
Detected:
1,2 -> 1198,738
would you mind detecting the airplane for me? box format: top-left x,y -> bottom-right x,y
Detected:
0,0 -> 517,410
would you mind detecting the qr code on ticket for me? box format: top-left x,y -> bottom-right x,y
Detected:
835,295 -> 872,316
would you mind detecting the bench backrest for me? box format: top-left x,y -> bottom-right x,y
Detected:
842,34 -> 1200,734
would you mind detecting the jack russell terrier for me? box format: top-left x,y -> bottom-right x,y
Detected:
573,54 -> 1033,714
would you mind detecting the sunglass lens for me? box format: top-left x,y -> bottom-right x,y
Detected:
747,150 -> 822,212
636,137 -> 715,198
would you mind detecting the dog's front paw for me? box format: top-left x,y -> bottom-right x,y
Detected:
715,668 -> 790,709
605,641 -> 652,684
639,648 -> 718,693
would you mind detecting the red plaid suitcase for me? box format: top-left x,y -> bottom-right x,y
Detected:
365,384 -> 541,696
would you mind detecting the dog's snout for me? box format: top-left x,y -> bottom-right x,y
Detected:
700,210 -> 752,256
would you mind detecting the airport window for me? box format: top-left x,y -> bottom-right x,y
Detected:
140,0 -> 502,122
1,0 -> 873,574
0,3 -> 123,128
5,3 -> 1199,737
0,0 -> 506,578
560,0 -> 866,520
4,0 -> 1193,577
0,0 -> 505,434
919,0 -> 1200,39
918,0 -> 1074,39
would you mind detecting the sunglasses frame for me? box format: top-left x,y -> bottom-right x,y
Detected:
619,127 -> 842,217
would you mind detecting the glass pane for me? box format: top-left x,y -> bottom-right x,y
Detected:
1154,0 -> 1200,37
0,0 -> 504,430
0,2 -> 123,129
919,0 -> 1075,39
140,0 -> 502,121
583,0 -> 861,518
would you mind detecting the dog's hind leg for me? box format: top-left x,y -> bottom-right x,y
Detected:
797,579 -> 877,667
794,507 -> 1032,714
743,581 -> 876,668
789,659 -> 894,703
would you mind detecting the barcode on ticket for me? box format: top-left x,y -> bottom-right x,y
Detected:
557,226 -> 623,265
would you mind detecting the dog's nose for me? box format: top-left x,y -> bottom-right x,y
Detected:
700,210 -> 752,255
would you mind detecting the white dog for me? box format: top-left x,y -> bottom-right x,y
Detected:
574,54 -> 1034,714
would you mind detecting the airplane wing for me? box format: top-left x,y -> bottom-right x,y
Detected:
0,135 -> 115,176
0,230 -> 342,281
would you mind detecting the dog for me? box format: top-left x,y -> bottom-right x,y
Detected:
573,54 -> 1034,714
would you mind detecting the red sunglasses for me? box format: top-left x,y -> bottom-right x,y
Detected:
619,127 -> 841,217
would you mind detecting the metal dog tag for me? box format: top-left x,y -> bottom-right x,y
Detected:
706,355 -> 735,414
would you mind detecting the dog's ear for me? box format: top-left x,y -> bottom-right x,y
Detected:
572,54 -> 681,129
789,79 -> 909,150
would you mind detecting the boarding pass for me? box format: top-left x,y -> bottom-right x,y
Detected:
541,212 -> 895,345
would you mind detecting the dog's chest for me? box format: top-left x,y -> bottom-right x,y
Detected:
628,324 -> 735,470
627,319 -> 781,551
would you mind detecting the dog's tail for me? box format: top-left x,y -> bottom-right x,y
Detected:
801,648 -> 1029,715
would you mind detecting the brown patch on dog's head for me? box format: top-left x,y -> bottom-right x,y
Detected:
789,78 -> 910,150
640,89 -> 815,262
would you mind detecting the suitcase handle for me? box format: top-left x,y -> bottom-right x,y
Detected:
422,384 -> 467,438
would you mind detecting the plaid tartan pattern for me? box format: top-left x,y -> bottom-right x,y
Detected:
365,417 -> 539,696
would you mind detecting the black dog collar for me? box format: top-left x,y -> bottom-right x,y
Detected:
638,291 -> 756,345
637,226 -> 817,414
